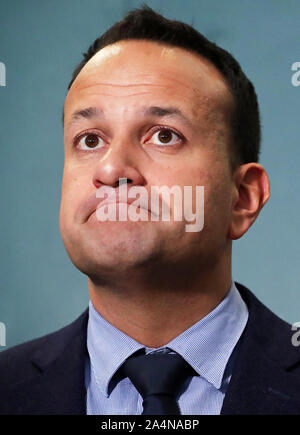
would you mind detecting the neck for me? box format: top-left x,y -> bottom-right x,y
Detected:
88,253 -> 232,348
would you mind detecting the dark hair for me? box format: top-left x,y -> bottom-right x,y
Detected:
66,4 -> 261,168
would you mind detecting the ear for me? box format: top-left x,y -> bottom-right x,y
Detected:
228,163 -> 270,240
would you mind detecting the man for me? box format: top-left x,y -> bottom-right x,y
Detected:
0,5 -> 299,415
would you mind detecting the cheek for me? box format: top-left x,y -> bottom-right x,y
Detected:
61,173 -> 75,209
61,161 -> 89,194
182,155 -> 232,227
203,174 -> 233,236
60,168 -> 85,221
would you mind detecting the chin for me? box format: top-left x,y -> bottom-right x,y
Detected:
65,225 -> 160,277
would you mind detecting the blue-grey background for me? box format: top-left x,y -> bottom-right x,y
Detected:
0,0 -> 299,350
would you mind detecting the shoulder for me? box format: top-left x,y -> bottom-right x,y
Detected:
220,283 -> 300,414
235,282 -> 300,371
236,281 -> 293,331
0,309 -> 89,387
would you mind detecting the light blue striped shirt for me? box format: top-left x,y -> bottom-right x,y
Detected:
85,281 -> 248,415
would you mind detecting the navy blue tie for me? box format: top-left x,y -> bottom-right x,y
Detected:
120,350 -> 197,415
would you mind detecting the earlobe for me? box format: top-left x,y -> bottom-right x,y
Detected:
228,163 -> 270,240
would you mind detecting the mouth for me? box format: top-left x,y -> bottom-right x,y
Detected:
82,187 -> 161,224
96,199 -> 139,210
89,200 -> 153,223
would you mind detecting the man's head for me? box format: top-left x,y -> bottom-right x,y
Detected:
59,6 -> 270,283
66,5 -> 261,170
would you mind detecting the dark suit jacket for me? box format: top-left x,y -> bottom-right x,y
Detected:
0,282 -> 300,415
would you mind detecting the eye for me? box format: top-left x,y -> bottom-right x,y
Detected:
146,127 -> 184,146
75,132 -> 105,150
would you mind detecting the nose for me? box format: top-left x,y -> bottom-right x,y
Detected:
92,140 -> 146,189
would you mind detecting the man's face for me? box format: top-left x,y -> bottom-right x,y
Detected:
60,40 -> 235,279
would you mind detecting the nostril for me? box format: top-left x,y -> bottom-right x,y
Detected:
116,178 -> 133,187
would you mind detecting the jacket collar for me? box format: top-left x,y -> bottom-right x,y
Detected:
221,283 -> 300,414
14,309 -> 89,415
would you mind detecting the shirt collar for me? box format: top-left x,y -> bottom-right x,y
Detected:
166,281 -> 249,388
87,302 -> 145,397
87,281 -> 248,396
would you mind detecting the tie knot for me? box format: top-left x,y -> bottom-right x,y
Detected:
121,351 -> 196,399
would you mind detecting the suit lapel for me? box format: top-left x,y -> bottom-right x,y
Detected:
221,283 -> 300,414
221,331 -> 292,414
9,309 -> 89,415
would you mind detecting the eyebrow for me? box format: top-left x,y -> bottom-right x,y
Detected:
64,105 -> 193,130
142,106 -> 193,127
64,107 -> 104,128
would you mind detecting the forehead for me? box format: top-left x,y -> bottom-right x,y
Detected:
64,40 -> 233,124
